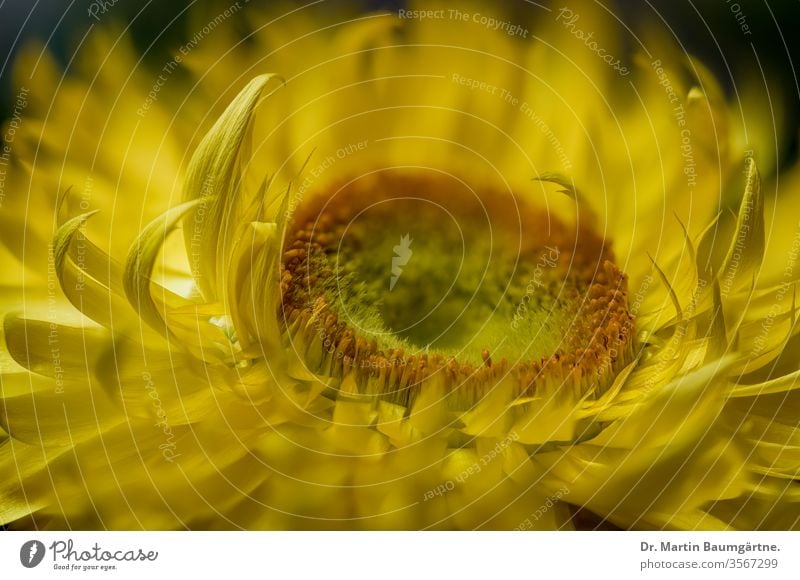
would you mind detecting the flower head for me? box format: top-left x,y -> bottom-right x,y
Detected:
1,1 -> 799,530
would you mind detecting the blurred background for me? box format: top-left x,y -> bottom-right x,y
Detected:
1,0 -> 798,166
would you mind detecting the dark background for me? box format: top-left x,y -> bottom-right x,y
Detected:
1,0 -> 798,165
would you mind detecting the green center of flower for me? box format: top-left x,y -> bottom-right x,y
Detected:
280,172 -> 634,403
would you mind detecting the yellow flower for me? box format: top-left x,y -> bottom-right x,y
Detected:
1,2 -> 798,530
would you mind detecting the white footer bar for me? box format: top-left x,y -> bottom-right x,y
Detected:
2,531 -> 799,579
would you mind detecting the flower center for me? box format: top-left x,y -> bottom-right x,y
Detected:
279,172 -> 634,406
